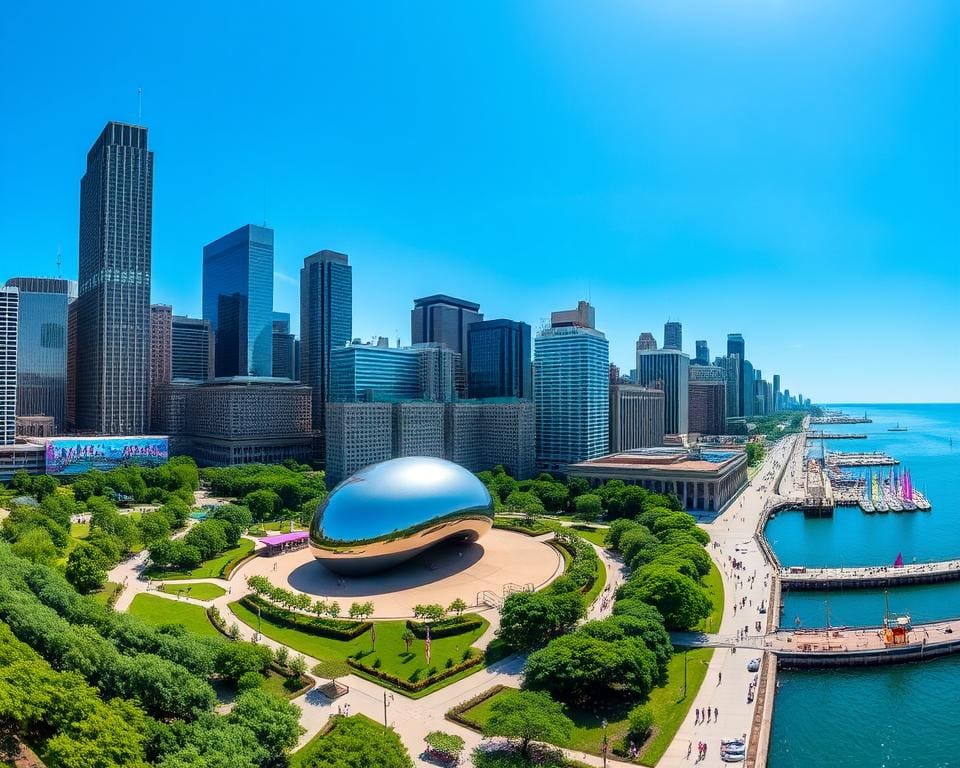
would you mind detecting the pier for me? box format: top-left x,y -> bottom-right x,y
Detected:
779,559 -> 960,590
804,432 -> 866,440
826,451 -> 899,467
810,416 -> 872,425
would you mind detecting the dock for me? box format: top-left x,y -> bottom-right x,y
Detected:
800,459 -> 834,515
827,451 -> 899,467
804,432 -> 866,440
779,559 -> 960,590
809,416 -> 872,425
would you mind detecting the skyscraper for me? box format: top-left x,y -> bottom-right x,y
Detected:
636,348 -> 690,434
727,333 -> 745,418
688,365 -> 726,435
300,250 -> 352,433
202,224 -> 274,378
664,321 -> 682,351
741,359 -> 755,418
76,122 -> 153,434
272,312 -> 296,379
0,288 -> 18,445
466,319 -> 531,399
636,332 -> 658,352
534,302 -> 609,469
609,384 -> 665,451
4,277 -> 76,433
172,316 -> 214,381
717,355 -> 741,427
695,340 -> 710,365
411,295 -> 482,395
150,304 -> 172,388
773,374 -> 781,412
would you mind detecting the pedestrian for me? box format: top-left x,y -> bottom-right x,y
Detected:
714,707 -> 718,721
687,742 -> 692,759
695,707 -> 699,723
718,671 -> 722,685
707,708 -> 711,723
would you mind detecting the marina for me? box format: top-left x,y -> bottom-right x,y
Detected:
804,432 -> 866,440
826,450 -> 898,467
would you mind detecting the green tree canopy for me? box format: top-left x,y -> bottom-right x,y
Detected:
497,591 -> 585,651
295,715 -> 413,768
482,690 -> 573,759
618,565 -> 712,630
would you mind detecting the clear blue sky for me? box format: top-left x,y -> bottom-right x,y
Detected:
1,2 -> 957,402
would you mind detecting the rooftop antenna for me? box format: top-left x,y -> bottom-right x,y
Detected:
138,88 -> 143,122
56,244 -> 62,278
262,184 -> 267,227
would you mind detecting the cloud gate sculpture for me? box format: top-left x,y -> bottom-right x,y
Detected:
309,456 -> 495,575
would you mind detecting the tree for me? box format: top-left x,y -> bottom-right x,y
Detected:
413,603 -> 446,624
243,489 -> 282,522
183,520 -> 228,560
401,629 -> 416,653
745,442 -> 764,466
628,703 -> 654,741
424,731 -> 465,760
588,611 -> 672,684
497,591 -> 585,650
229,688 -> 304,757
294,714 -> 412,768
482,690 -> 573,759
605,518 -> 640,550
137,510 -> 172,546
573,493 -> 603,522
214,641 -> 273,682
349,601 -> 374,620
289,654 -> 308,677
523,632 -> 658,706
11,526 -> 58,565
65,542 -> 110,593
326,601 -> 341,619
618,565 -> 712,630
448,598 -> 467,617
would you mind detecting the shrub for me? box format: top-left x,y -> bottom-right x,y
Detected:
628,703 -> 654,739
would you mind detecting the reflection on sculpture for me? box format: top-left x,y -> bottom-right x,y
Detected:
309,456 -> 494,575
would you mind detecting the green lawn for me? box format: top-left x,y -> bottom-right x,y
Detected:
228,600 -> 487,698
145,537 -> 255,580
157,582 -> 227,601
128,593 -> 222,638
262,669 -> 309,700
290,715 -> 385,768
457,647 -> 714,763
571,525 -> 608,547
493,517 -> 555,536
692,561 -> 724,634
582,552 -> 607,608
92,581 -> 123,606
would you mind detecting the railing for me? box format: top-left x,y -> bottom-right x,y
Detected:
477,590 -> 501,609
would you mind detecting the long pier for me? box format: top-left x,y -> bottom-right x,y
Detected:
810,416 -> 872,425
827,451 -> 899,467
805,432 -> 866,440
779,559 -> 960,590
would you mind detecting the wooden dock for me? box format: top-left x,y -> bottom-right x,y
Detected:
779,559 -> 960,590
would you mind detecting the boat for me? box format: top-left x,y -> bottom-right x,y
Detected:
888,423 -> 907,432
875,498 -> 889,513
859,498 -> 875,513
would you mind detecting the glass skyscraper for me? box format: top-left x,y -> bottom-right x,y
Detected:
663,321 -> 682,351
727,333 -> 746,417
203,224 -> 274,378
534,318 -> 609,469
172,316 -> 213,381
467,319 -> 531,399
0,288 -> 19,445
4,277 -> 76,433
300,250 -> 352,432
76,122 -> 153,434
272,311 -> 296,379
330,345 -> 420,403
636,348 -> 690,435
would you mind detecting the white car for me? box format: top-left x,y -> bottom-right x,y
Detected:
747,658 -> 761,672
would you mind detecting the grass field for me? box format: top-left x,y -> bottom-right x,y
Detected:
457,647 -> 713,762
571,525 -> 608,547
145,537 -> 255,580
157,582 -> 227,601
693,561 -> 724,634
228,600 -> 487,697
262,669 -> 309,700
92,581 -> 123,606
581,551 -> 607,608
128,593 -> 221,638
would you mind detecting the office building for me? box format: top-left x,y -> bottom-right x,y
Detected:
568,447 -> 748,513
325,402 -> 394,485
76,122 -> 153,434
466,319 -> 531,399
411,295 -> 481,397
688,365 -> 726,435
66,301 -> 78,430
741,360 -> 755,418
534,302 -> 609,469
636,332 -> 658,352
300,250 -> 352,433
417,344 -> 460,402
150,304 -> 172,387
664,321 -> 682,351
717,355 -> 740,426
331,344 -> 420,402
445,399 -> 535,479
272,312 -> 296,379
0,288 -> 19,445
203,224 -> 274,378
393,401 -> 445,458
726,333 -> 745,417
172,316 -> 214,381
773,374 -> 781,412
636,348 -> 690,435
551,300 -> 594,329
695,340 -> 710,366
609,363 -> 621,385
609,384 -> 665,452
4,278 -> 76,433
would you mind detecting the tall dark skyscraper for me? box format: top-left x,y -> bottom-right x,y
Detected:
76,122 -> 153,434
663,321 -> 682,351
773,374 -> 781,412
694,340 -> 710,365
4,277 -> 76,433
301,250 -> 352,434
272,311 -> 296,379
203,224 -> 274,378
172,316 -> 213,381
727,333 -> 746,417
636,348 -> 690,434
0,288 -> 19,445
411,295 -> 482,355
466,319 -> 531,399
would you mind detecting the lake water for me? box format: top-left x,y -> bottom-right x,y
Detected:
766,404 -> 960,768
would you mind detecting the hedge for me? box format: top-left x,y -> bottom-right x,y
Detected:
405,614 -> 484,639
445,684 -> 508,730
554,537 -> 600,594
347,652 -> 484,693
239,595 -> 371,640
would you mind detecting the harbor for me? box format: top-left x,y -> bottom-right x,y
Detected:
779,559 -> 960,590
804,431 -> 866,440
809,412 -> 873,425
826,450 -> 898,467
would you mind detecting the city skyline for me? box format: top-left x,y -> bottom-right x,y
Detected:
1,3 -> 957,402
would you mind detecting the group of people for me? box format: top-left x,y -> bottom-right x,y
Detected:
694,706 -> 718,724
688,741 -> 709,762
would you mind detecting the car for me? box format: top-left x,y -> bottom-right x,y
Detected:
747,658 -> 761,672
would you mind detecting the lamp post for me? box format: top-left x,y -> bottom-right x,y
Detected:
683,648 -> 688,699
383,691 -> 393,731
601,718 -> 608,768
257,604 -> 262,641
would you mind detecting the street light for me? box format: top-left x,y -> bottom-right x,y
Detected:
601,719 -> 608,768
257,604 -> 262,641
383,691 -> 394,730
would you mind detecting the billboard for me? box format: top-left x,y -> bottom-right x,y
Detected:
45,437 -> 169,475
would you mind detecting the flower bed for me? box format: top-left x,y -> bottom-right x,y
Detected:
239,594 -> 371,640
405,614 -> 485,639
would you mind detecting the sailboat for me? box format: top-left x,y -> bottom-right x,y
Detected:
874,471 -> 889,512
888,422 -> 908,432
859,468 -> 875,513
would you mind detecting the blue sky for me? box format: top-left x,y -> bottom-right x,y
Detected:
0,1 -> 957,402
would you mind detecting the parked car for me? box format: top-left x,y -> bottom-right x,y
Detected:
747,657 -> 761,672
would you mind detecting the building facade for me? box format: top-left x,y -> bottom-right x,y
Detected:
609,384 -> 665,452
688,366 -> 727,435
325,402 -> 394,486
741,359 -> 755,418
726,333 -> 745,417
694,340 -> 710,365
466,319 -> 531,399
331,344 -> 420,402
534,305 -> 609,469
663,321 -> 682,351
150,304 -> 172,387
411,295 -> 482,355
272,312 -> 296,379
300,250 -> 352,434
0,288 -> 19,445
202,224 -> 275,378
4,277 -> 76,433
172,316 -> 214,381
636,332 -> 658,352
636,348 -> 690,435
76,122 -> 153,434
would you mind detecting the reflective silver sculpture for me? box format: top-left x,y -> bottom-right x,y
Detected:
309,456 -> 494,575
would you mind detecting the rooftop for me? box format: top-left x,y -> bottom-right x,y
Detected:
572,447 -> 744,473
